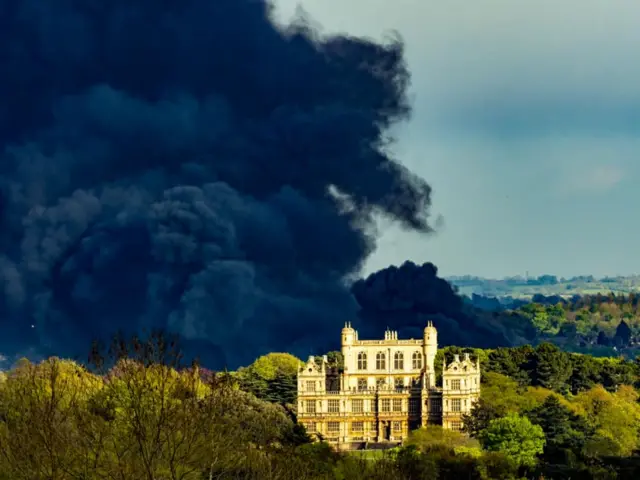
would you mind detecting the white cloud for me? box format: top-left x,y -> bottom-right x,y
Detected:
564,165 -> 625,194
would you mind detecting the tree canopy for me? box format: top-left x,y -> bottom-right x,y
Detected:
478,414 -> 546,467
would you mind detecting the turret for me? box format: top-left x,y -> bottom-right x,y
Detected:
423,321 -> 438,387
341,322 -> 357,372
341,322 -> 356,347
424,321 -> 437,347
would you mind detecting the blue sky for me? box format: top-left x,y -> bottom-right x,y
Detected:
273,0 -> 640,279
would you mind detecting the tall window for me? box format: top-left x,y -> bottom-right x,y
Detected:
394,377 -> 404,390
357,378 -> 367,391
451,398 -> 461,412
409,398 -> 419,414
430,398 -> 442,412
412,351 -> 422,369
381,399 -> 391,412
394,352 -> 404,370
451,379 -> 461,390
393,421 -> 402,433
376,352 -> 386,370
306,400 -> 316,414
328,399 -> 340,413
393,398 -> 402,412
352,399 -> 364,413
376,378 -> 386,389
306,381 -> 316,392
357,352 -> 367,370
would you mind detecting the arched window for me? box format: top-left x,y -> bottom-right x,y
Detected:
376,352 -> 386,370
412,351 -> 422,369
394,352 -> 404,370
357,352 -> 367,370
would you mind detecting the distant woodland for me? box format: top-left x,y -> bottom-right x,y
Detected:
466,292 -> 640,359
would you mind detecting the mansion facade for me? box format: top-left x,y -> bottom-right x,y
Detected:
297,321 -> 481,450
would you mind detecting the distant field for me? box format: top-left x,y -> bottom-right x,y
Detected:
449,275 -> 640,300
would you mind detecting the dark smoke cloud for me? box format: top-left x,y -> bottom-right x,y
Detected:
352,262 -> 534,348
0,0 -> 433,368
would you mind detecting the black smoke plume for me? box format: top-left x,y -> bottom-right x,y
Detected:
352,262 -> 535,348
0,0 -> 433,368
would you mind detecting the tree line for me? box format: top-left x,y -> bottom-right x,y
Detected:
4,333 -> 640,478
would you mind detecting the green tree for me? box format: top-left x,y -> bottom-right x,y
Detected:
393,445 -> 439,480
520,303 -> 555,334
249,352 -> 302,380
315,351 -> 344,371
574,385 -> 640,457
486,348 -> 529,385
265,371 -> 297,405
525,395 -> 594,464
462,398 -> 506,438
406,425 -> 479,452
0,358 -> 103,480
477,452 -> 520,480
569,354 -> 602,394
614,320 -> 632,346
478,414 -> 545,468
530,343 -> 572,392
236,352 -> 302,403
479,372 -> 541,413
557,322 -> 578,341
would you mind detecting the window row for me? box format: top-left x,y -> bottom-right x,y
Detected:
357,351 -> 423,370
444,378 -> 478,390
301,398 -> 418,413
445,398 -> 471,412
303,421 -> 403,434
380,398 -> 404,412
300,397 -> 468,414
356,377 -> 419,391
414,397 -> 467,414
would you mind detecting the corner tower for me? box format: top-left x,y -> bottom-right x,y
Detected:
423,321 -> 437,388
341,322 -> 357,374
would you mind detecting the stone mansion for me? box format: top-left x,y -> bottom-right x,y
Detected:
297,321 -> 481,450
